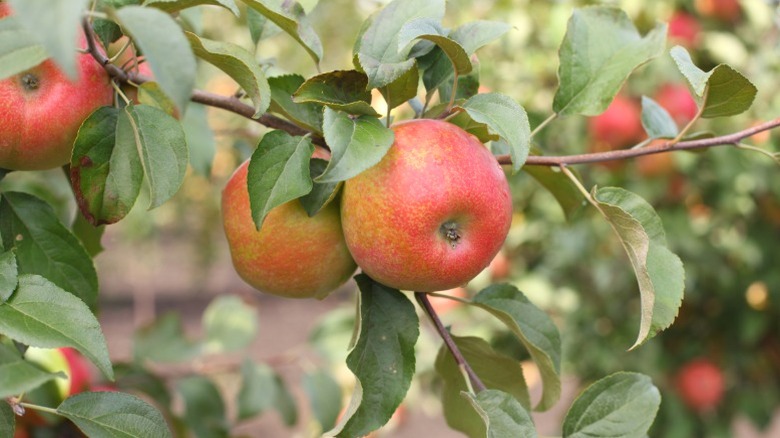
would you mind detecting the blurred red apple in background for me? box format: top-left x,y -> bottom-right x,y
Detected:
654,83 -> 698,126
668,11 -> 701,48
676,358 -> 725,412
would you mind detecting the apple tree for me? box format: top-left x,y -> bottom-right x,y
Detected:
1,0 -> 778,436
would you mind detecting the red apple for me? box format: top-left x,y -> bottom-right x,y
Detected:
668,11 -> 701,48
0,3 -> 114,170
588,94 -> 644,150
488,250 -> 511,280
654,83 -> 698,126
695,0 -> 741,22
222,160 -> 357,299
675,358 -> 725,412
340,119 -> 513,292
636,140 -> 676,177
24,347 -> 93,399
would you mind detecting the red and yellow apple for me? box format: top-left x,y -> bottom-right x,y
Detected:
24,347 -> 93,399
587,94 -> 645,150
695,0 -> 741,22
340,119 -> 513,292
668,11 -> 701,48
0,3 -> 114,170
675,358 -> 725,412
222,160 -> 356,299
654,83 -> 698,126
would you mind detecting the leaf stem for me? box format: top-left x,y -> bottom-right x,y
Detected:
447,71 -> 460,111
18,402 -> 60,416
529,113 -> 558,139
414,292 -> 486,393
671,88 -> 708,144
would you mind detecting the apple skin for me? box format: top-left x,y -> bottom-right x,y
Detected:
588,94 -> 644,149
695,0 -> 741,22
668,11 -> 701,48
222,160 -> 357,299
0,3 -> 114,170
24,347 -> 93,399
654,83 -> 698,126
340,119 -> 513,292
675,358 -> 725,412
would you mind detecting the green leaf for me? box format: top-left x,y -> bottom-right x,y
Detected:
293,70 -> 379,116
0,250 -> 17,302
7,0 -> 89,79
247,131 -> 314,228
58,391 -> 172,438
268,74 -> 324,133
112,363 -> 172,409
136,82 -> 178,117
134,313 -> 200,363
272,373 -> 298,427
182,103 -> 216,176
237,360 -> 298,425
0,401 -> 13,437
177,376 -> 229,438
458,93 -> 530,173
553,7 -> 666,116
113,6 -> 197,112
593,187 -> 685,348
523,161 -> 586,221
562,372 -> 660,438
317,108 -> 395,183
449,20 -> 512,55
356,0 -> 445,88
0,342 -> 64,398
92,18 -> 123,49
641,96 -> 679,138
70,106 -> 142,226
379,63 -> 420,110
0,16 -> 47,80
0,274 -> 113,380
326,274 -> 419,438
144,0 -> 240,16
202,295 -> 258,353
470,284 -> 561,411
119,105 -> 188,209
398,18 -> 471,74
303,369 -> 342,432
670,46 -> 756,118
243,0 -> 323,65
246,7 -> 282,44
185,32 -> 270,118
0,192 -> 98,310
71,213 -> 105,258
463,389 -> 537,438
435,336 -> 531,437
299,158 -> 341,217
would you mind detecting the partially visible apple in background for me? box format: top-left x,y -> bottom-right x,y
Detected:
675,358 -> 725,412
654,83 -> 698,126
24,347 -> 93,400
668,11 -> 701,48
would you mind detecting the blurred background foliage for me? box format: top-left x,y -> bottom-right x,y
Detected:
2,0 -> 779,436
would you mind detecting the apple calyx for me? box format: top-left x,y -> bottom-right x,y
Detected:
21,73 -> 40,91
440,221 -> 462,248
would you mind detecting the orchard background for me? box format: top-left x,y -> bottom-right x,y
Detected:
1,0 -> 779,437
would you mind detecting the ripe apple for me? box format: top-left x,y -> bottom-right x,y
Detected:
668,11 -> 701,48
695,0 -> 741,22
588,94 -> 644,150
654,83 -> 698,126
222,160 -> 356,299
0,3 -> 114,170
24,347 -> 93,399
488,250 -> 511,280
340,119 -> 513,292
636,140 -> 676,177
675,358 -> 725,412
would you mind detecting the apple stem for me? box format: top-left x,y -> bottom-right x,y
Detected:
414,292 -> 487,393
18,402 -> 60,416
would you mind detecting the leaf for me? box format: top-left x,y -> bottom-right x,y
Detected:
553,7 -> 667,116
464,389 -> 537,438
0,16 -> 47,80
112,363 -> 172,408
0,401 -> 13,437
293,70 -> 378,117
449,20 -> 512,55
593,187 -> 685,348
202,295 -> 258,353
562,372 -> 661,438
118,105 -> 188,209
299,158 -> 341,217
0,192 -> 99,310
316,108 -> 395,183
144,0 -> 240,16
523,162 -> 586,221
247,131 -> 314,228
641,96 -> 679,138
134,313 -> 201,363
0,274 -> 113,380
58,391 -> 172,438
70,106 -> 143,226
177,376 -> 229,438
0,342 -> 64,398
182,103 -> 216,176
113,6 -> 197,112
185,32 -> 270,118
136,82 -> 178,117
268,74 -> 324,133
7,0 -> 89,79
669,45 -> 710,96
435,336 -> 531,437
303,369 -> 343,432
326,274 -> 419,438
458,93 -> 531,173
0,250 -> 17,302
379,63 -> 420,110
470,284 -> 561,411
237,360 -> 298,425
356,0 -> 445,88
398,18 -> 471,74
246,7 -> 282,44
243,0 -> 323,65
71,212 -> 105,258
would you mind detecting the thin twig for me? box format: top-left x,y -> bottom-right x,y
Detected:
414,292 -> 487,393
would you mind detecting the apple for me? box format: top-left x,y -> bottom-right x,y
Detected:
24,347 -> 93,399
668,11 -> 701,48
588,94 -> 644,150
488,250 -> 511,280
0,3 -> 114,170
675,358 -> 725,412
654,83 -> 698,126
695,0 -> 741,22
428,287 -> 468,315
13,426 -> 29,438
340,119 -> 513,292
222,160 -> 357,299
